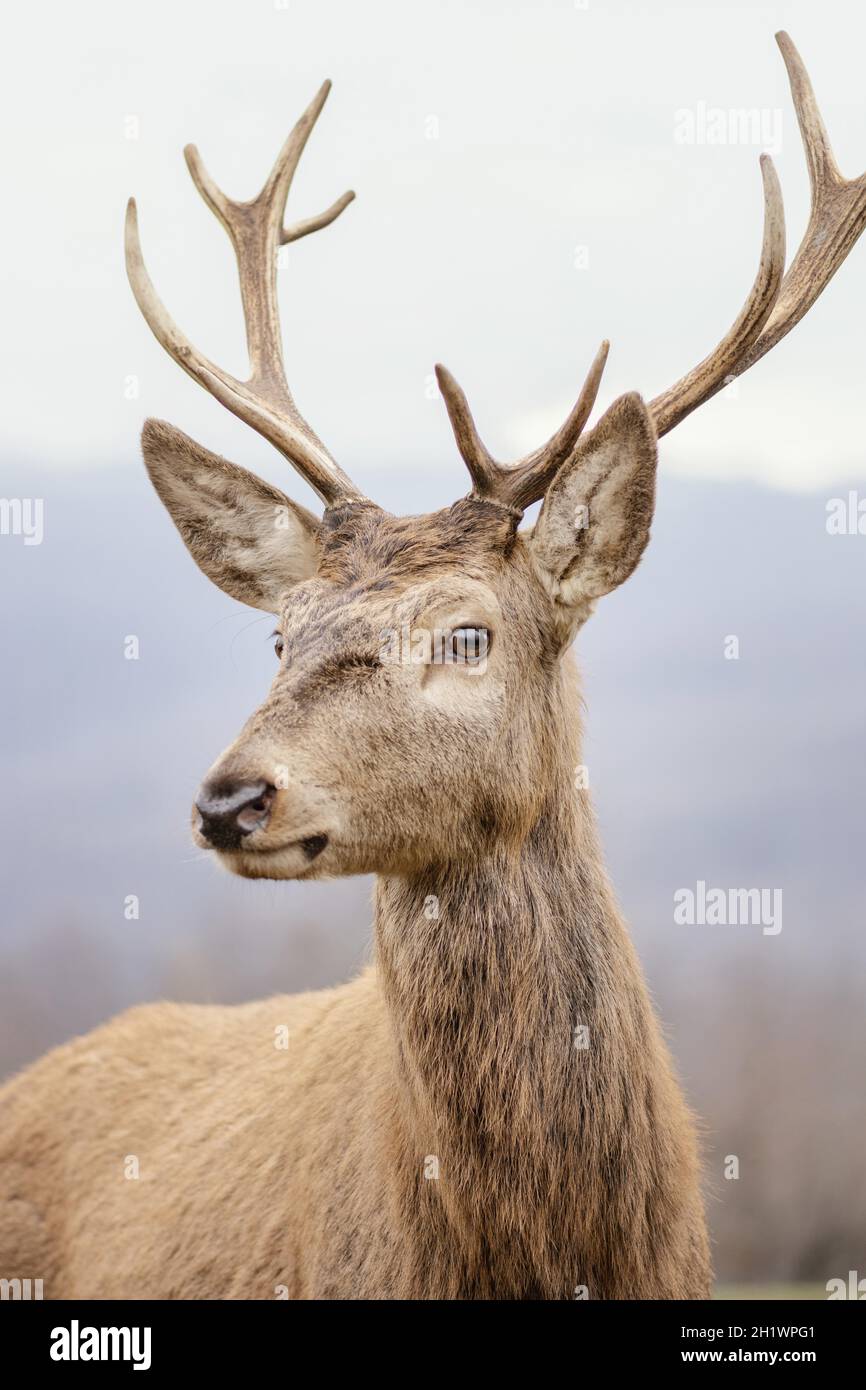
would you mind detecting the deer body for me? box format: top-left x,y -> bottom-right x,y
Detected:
2,32 -> 863,1300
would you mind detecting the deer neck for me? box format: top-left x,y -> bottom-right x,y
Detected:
374,780 -> 634,1137
372,711 -> 672,1292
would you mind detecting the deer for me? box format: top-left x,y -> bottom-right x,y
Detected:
1,32 -> 864,1301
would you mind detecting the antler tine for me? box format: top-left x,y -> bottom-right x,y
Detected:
433,363 -> 496,496
775,29 -> 840,193
651,32 -> 866,437
126,81 -> 367,508
737,32 -> 866,368
281,191 -> 357,245
436,340 -> 609,513
649,156 -> 786,436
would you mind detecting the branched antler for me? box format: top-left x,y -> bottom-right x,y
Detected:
435,342 -> 609,514
650,31 -> 866,435
125,81 -> 367,507
438,32 -> 866,510
128,38 -> 866,516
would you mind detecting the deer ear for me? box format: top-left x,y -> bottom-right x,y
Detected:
141,419 -> 320,612
528,392 -> 657,636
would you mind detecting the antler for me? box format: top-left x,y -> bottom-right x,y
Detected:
438,32 -> 866,510
435,341 -> 609,514
650,31 -> 866,436
125,81 -> 368,508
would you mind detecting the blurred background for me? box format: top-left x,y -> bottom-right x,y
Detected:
1,0 -> 864,1293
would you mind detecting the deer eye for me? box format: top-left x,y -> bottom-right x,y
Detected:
450,627 -> 489,665
272,633 -> 285,661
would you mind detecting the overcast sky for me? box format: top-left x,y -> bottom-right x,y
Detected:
3,0 -> 865,501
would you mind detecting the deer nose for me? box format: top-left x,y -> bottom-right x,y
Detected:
194,778 -> 276,850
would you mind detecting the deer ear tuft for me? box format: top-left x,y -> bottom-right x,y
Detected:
141,419 -> 320,611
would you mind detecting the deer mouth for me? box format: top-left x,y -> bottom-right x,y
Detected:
248,834 -> 330,856
221,831 -> 332,880
238,832 -> 328,861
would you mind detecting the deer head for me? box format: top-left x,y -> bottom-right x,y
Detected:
126,34 -> 866,881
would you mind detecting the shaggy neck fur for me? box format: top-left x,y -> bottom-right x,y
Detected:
374,675 -> 705,1299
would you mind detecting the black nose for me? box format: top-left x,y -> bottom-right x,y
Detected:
194,778 -> 276,850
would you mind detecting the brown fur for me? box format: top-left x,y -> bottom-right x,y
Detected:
0,399 -> 711,1300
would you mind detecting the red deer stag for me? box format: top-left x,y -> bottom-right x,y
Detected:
1,33 -> 864,1299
